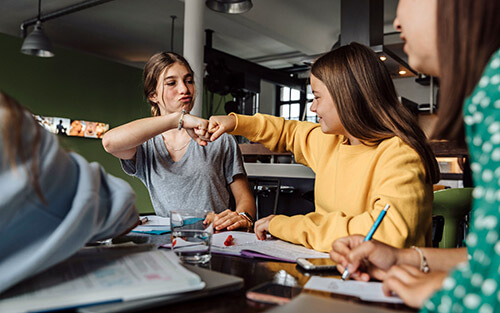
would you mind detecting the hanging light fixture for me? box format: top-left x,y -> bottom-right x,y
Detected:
205,0 -> 253,14
21,0 -> 54,57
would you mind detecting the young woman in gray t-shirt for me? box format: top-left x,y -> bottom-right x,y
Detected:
102,52 -> 256,232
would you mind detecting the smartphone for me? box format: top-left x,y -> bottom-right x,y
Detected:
246,282 -> 302,305
296,257 -> 339,272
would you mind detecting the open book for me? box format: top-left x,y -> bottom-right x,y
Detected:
0,246 -> 205,313
210,231 -> 329,262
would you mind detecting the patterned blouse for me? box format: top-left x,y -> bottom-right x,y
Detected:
422,49 -> 500,312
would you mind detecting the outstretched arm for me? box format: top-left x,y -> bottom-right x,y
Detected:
102,112 -> 209,160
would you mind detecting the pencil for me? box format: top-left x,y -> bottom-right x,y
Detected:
341,203 -> 390,281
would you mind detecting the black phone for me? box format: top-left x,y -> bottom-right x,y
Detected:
296,257 -> 339,272
246,282 -> 302,305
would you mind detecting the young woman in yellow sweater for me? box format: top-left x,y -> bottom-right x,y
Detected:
208,42 -> 440,252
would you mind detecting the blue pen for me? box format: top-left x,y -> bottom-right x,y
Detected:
341,203 -> 390,281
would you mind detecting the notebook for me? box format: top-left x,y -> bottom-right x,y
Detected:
78,264 -> 243,313
0,245 -> 235,313
210,231 -> 329,262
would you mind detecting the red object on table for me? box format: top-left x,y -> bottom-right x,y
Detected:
224,235 -> 234,246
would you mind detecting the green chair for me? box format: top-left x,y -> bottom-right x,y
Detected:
432,187 -> 474,248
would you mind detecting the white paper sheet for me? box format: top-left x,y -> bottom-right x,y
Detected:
132,215 -> 171,233
211,231 -> 329,262
141,215 -> 170,226
212,231 -> 258,247
0,249 -> 204,313
304,276 -> 404,304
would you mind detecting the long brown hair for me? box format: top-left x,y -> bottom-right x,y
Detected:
0,91 -> 46,203
143,52 -> 195,117
433,0 -> 500,141
311,42 -> 440,184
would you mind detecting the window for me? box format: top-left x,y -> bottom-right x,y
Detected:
305,85 -> 318,123
279,87 -> 300,120
277,85 -> 318,122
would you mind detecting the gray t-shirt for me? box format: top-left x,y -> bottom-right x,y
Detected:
121,133 -> 246,216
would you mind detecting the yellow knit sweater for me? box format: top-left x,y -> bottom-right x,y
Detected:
231,113 -> 433,252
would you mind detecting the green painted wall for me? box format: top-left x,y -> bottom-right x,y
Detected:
201,89 -> 233,118
0,33 -> 155,213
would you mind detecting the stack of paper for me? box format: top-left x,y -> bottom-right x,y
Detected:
0,248 -> 205,313
211,231 -> 329,262
131,215 -> 171,235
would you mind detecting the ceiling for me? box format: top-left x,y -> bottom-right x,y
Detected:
0,0 -> 401,70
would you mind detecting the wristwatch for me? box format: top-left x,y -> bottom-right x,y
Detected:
238,212 -> 255,228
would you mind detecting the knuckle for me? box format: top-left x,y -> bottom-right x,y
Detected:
347,251 -> 356,262
365,240 -> 375,250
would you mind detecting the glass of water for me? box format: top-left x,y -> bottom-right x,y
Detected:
170,208 -> 214,264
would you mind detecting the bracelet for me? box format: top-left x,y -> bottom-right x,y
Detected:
177,110 -> 186,130
411,246 -> 430,273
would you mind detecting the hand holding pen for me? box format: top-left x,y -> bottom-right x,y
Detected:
340,204 -> 390,281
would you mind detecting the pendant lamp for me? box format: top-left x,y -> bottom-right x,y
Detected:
21,0 -> 54,57
205,0 -> 253,14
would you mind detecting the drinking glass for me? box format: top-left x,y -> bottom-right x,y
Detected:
170,208 -> 214,264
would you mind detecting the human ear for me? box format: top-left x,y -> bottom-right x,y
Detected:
148,92 -> 158,104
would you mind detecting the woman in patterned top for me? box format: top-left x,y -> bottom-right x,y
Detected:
330,0 -> 500,311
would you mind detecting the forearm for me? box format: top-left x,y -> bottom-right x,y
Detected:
269,202 -> 419,252
230,113 -> 324,168
235,197 -> 256,218
269,213 -> 341,252
102,113 -> 180,153
229,113 -> 267,145
231,176 -> 256,218
397,247 -> 468,272
230,113 -> 289,153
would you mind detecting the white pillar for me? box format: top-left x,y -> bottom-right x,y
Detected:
183,0 -> 204,117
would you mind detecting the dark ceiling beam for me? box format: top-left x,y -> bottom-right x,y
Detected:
247,51 -> 306,64
20,0 -> 117,37
341,0 -> 383,51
